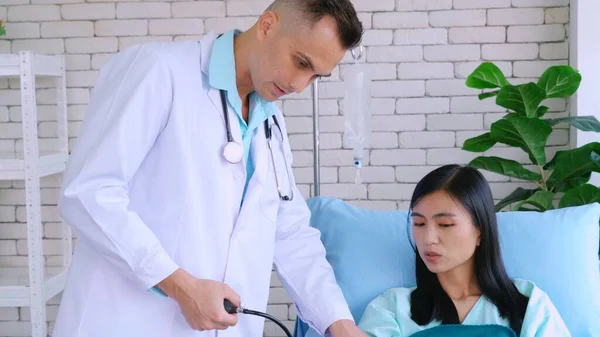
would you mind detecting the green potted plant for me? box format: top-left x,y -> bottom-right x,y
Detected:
461,62 -> 600,212
0,20 -> 5,37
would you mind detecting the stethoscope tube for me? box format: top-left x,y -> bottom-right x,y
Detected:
218,88 -> 294,201
224,299 -> 293,337
220,89 -> 235,144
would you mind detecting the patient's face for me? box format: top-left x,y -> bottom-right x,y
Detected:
411,190 -> 481,274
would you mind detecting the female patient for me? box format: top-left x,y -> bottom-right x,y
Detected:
358,164 -> 570,337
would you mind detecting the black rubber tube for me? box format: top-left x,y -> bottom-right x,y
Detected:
242,309 -> 293,337
224,299 -> 293,337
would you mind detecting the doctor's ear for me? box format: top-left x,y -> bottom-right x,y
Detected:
257,11 -> 279,39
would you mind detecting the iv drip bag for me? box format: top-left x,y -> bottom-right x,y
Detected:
343,46 -> 371,184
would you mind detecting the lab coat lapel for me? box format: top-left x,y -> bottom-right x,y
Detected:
250,120 -> 270,186
200,32 -> 271,229
199,32 -> 247,216
206,89 -> 224,123
199,33 -> 226,125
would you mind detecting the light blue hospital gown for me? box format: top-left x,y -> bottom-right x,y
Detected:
358,278 -> 571,337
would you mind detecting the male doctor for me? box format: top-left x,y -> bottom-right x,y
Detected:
53,0 -> 366,336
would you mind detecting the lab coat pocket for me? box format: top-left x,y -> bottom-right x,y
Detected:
78,271 -> 176,337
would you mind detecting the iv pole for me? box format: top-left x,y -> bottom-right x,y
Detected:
312,79 -> 320,197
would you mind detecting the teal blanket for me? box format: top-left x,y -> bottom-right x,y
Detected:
409,324 -> 516,337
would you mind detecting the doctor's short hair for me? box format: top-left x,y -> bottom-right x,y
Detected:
266,0 -> 364,50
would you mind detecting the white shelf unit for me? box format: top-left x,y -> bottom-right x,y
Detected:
0,51 -> 72,337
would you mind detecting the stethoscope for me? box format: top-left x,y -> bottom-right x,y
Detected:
219,89 -> 294,201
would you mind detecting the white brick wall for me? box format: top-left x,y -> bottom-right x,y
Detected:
0,0 -> 570,336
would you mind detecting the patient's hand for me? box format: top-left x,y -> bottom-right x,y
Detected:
327,319 -> 368,337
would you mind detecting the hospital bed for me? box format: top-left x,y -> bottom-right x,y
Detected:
291,80 -> 600,337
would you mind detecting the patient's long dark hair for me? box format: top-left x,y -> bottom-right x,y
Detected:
408,165 -> 529,334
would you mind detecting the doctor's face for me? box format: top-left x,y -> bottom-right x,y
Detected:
411,190 -> 481,275
252,14 -> 346,101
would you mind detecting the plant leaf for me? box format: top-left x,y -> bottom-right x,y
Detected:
592,150 -> 600,164
546,152 -> 596,190
543,116 -> 600,133
537,65 -> 582,98
495,83 -> 547,117
466,62 -> 510,89
469,156 -> 542,181
490,114 -> 552,166
558,184 -> 600,208
554,172 -> 591,192
536,106 -> 549,117
462,133 -> 496,152
546,143 -> 600,189
479,91 -> 499,100
544,148 -> 564,170
513,190 -> 556,211
494,187 -> 538,212
515,207 -> 541,212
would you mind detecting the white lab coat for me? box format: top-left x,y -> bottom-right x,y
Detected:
52,32 -> 352,337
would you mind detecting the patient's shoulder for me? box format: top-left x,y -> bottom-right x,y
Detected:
359,287 -> 415,328
511,278 -> 547,298
511,279 -> 571,336
382,286 -> 416,297
360,286 -> 439,336
366,286 -> 416,314
511,278 -> 558,311
380,286 -> 416,301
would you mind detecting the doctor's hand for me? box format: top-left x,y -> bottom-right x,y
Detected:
157,268 -> 241,331
326,319 -> 368,337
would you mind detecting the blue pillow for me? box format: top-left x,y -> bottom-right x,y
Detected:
294,197 -> 600,337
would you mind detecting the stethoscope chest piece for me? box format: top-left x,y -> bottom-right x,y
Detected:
223,141 -> 243,164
